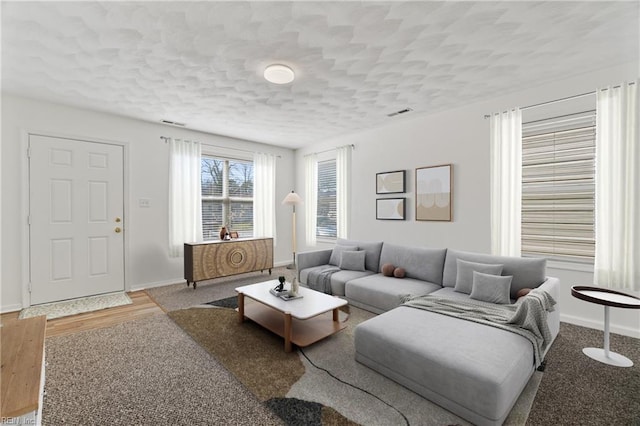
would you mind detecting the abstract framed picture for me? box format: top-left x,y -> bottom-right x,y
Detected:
376,170 -> 406,194
415,164 -> 452,221
376,198 -> 406,220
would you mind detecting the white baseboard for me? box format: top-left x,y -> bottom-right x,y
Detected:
1,303 -> 24,314
128,264 -> 290,292
561,313 -> 640,339
128,278 -> 184,292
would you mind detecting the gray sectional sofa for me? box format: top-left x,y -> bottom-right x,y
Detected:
297,238 -> 560,426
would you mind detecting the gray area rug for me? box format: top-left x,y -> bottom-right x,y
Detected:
169,303 -> 539,426
42,314 -> 282,425
165,284 -> 640,425
46,275 -> 638,425
151,278 -> 540,424
526,322 -> 640,425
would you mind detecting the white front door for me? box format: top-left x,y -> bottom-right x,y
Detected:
29,134 -> 125,305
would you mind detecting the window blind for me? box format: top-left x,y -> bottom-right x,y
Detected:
521,110 -> 596,263
317,159 -> 337,238
201,156 -> 254,239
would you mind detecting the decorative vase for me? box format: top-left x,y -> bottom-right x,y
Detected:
219,226 -> 227,240
291,278 -> 299,296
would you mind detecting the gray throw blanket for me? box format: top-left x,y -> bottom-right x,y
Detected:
306,265 -> 341,294
402,289 -> 556,368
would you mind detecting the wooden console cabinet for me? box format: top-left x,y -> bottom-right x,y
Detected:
184,238 -> 273,289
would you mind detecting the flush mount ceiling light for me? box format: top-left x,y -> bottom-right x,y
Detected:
264,64 -> 295,84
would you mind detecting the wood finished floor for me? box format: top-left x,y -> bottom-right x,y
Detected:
0,291 -> 164,338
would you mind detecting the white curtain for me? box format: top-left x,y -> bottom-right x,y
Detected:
305,153 -> 318,246
168,138 -> 202,257
253,152 -> 277,244
594,82 -> 639,291
336,145 -> 351,239
490,109 -> 522,257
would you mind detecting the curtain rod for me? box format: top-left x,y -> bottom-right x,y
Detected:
160,136 -> 281,158
484,81 -> 636,119
307,144 -> 356,156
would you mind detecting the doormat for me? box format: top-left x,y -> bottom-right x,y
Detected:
19,292 -> 132,320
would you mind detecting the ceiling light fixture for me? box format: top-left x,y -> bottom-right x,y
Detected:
264,64 -> 295,84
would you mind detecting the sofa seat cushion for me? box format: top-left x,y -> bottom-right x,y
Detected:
329,269 -> 375,296
354,306 -> 535,425
300,264 -> 333,286
345,274 -> 441,313
299,265 -> 373,296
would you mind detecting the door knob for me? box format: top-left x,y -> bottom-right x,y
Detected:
115,217 -> 121,223
115,227 -> 122,233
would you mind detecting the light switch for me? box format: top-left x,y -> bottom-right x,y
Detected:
139,198 -> 151,208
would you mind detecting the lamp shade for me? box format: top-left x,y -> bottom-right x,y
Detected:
282,191 -> 303,205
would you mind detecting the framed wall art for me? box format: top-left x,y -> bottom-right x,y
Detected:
376,198 -> 406,220
415,164 -> 452,221
376,170 -> 406,194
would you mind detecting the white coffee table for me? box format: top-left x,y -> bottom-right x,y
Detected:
571,286 -> 640,367
236,281 -> 348,352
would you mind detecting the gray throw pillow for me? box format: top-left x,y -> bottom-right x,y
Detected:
454,259 -> 504,294
470,271 -> 513,304
329,245 -> 358,266
339,250 -> 366,272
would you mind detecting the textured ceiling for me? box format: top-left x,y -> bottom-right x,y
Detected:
2,1 -> 638,149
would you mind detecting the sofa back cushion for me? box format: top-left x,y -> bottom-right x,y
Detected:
454,259 -> 503,294
329,245 -> 358,266
443,249 -> 546,299
379,243 -> 447,285
338,239 -> 383,273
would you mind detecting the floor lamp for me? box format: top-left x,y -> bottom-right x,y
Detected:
282,191 -> 303,270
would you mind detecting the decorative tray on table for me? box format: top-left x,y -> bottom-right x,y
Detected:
269,288 -> 303,301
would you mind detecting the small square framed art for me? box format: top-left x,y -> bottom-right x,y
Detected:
376,170 -> 406,194
376,198 -> 406,220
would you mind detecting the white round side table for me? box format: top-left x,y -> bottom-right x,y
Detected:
571,286 -> 640,367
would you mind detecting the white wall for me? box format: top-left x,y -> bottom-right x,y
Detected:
1,94 -> 295,312
295,62 -> 640,337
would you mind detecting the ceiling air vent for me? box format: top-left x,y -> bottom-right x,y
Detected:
160,119 -> 186,127
387,108 -> 413,118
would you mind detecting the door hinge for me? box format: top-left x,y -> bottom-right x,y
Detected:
27,147 -> 31,158
28,282 -> 32,293
27,215 -> 31,225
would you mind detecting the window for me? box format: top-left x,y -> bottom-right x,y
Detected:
201,156 -> 253,239
521,110 -> 596,263
317,159 -> 337,238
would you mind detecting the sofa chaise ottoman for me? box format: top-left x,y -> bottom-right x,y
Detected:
354,277 -> 559,426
